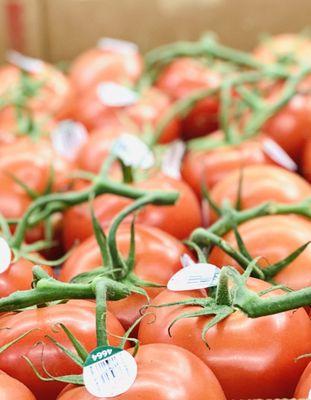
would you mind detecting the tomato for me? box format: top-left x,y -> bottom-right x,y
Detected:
253,34 -> 311,66
60,223 -> 189,330
138,279 -> 311,399
156,58 -> 221,140
62,173 -> 202,248
0,370 -> 36,399
208,165 -> 311,223
209,215 -> 311,290
57,344 -> 226,400
0,258 -> 52,297
72,84 -> 180,143
181,131 -> 273,197
0,301 -> 124,400
262,76 -> 311,160
69,44 -> 143,94
0,63 -> 73,120
302,138 -> 311,183
294,361 -> 311,399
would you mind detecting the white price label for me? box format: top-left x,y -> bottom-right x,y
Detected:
51,120 -> 88,161
168,258 -> 220,291
97,82 -> 138,107
97,37 -> 138,55
112,133 -> 155,169
0,237 -> 11,273
6,50 -> 44,73
83,346 -> 137,398
263,137 -> 297,171
162,140 -> 186,179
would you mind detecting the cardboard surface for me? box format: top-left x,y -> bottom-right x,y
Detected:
1,0 -> 311,62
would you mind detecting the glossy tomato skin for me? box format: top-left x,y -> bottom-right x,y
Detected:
0,301 -> 124,400
156,58 -> 221,140
302,138 -> 311,183
72,86 -> 180,144
60,224 -> 189,330
57,344 -> 226,400
138,280 -> 311,399
294,361 -> 311,399
0,258 -> 52,297
62,173 -> 202,249
0,370 -> 36,399
181,131 -> 273,197
209,215 -> 311,290
69,46 -> 143,94
208,165 -> 311,223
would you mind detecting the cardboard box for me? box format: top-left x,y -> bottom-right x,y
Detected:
1,0 -> 311,63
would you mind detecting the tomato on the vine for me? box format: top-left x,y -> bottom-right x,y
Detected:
57,344 -> 226,400
302,138 -> 311,182
138,279 -> 311,399
0,370 -> 36,399
294,361 -> 311,399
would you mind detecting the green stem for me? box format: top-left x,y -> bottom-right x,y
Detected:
215,270 -> 231,306
120,161 -> 134,184
94,280 -> 108,347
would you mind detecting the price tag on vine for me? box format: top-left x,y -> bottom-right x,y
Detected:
97,37 -> 138,55
83,346 -> 137,398
168,255 -> 220,291
51,120 -> 88,161
263,137 -> 297,171
6,50 -> 44,73
97,82 -> 138,107
162,140 -> 186,179
112,134 -> 155,169
0,237 -> 12,273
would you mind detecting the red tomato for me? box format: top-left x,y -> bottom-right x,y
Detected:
0,370 -> 36,399
0,258 -> 52,297
209,215 -> 311,290
62,173 -> 202,248
57,344 -> 226,400
69,44 -> 143,93
72,86 -> 180,144
138,280 -> 311,399
262,76 -> 311,160
302,138 -> 311,183
294,361 -> 311,399
253,34 -> 311,66
181,131 -> 273,197
0,301 -> 124,400
0,63 -> 73,120
60,223 -> 189,330
156,58 -> 221,140
208,165 -> 311,223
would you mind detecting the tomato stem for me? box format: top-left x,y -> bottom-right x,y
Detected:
94,280 -> 108,347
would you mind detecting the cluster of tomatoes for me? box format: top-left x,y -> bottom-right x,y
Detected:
0,33 -> 310,400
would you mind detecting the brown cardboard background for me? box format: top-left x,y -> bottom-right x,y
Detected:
1,0 -> 311,62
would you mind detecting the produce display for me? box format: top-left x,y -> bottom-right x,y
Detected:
0,33 -> 310,399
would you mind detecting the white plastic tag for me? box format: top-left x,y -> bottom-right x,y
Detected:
263,137 -> 297,171
180,253 -> 195,268
97,82 -> 138,107
83,346 -> 137,398
0,237 -> 11,273
51,120 -> 88,161
97,37 -> 138,55
161,140 -> 186,179
112,133 -> 155,169
168,259 -> 220,291
6,50 -> 44,73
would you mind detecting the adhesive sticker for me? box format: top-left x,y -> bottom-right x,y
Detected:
83,346 -> 137,398
6,50 -> 44,73
97,82 -> 138,107
97,37 -> 138,54
263,137 -> 297,171
161,140 -> 186,179
0,237 -> 12,273
168,261 -> 220,291
112,133 -> 155,169
180,253 -> 195,268
51,120 -> 88,161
